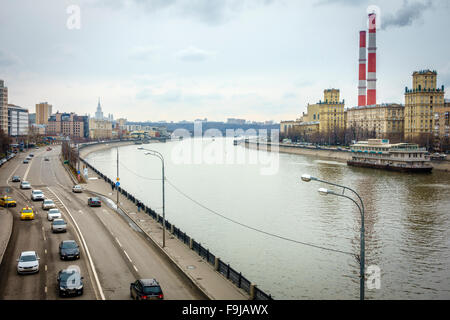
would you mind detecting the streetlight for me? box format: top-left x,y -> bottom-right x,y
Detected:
301,174 -> 365,301
138,148 -> 166,248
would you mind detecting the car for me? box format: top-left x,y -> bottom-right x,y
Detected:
42,199 -> 56,210
20,207 -> 35,220
29,154 -> 34,157
72,185 -> 83,193
59,240 -> 80,260
17,251 -> 40,274
88,197 -> 101,207
20,181 -> 31,189
0,195 -> 17,207
130,279 -> 164,300
52,219 -> 67,233
0,158 -> 7,165
57,268 -> 84,297
44,157 -> 49,161
47,208 -> 62,221
31,190 -> 45,201
23,159 -> 29,164
11,175 -> 21,182
46,147 -> 52,151
35,147 -> 39,149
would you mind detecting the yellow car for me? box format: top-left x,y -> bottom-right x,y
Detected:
0,195 -> 17,207
20,207 -> 35,220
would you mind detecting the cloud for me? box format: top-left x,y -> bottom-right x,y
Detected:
175,46 -> 216,62
382,0 -> 432,30
314,0 -> 365,6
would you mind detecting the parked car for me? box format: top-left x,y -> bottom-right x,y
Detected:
130,279 -> 164,300
0,195 -> 17,207
12,175 -> 21,182
57,268 -> 84,297
0,158 -> 7,165
47,208 -> 62,221
31,190 -> 45,201
88,197 -> 101,207
72,185 -> 83,193
42,199 -> 56,210
59,240 -> 80,260
20,181 -> 31,189
17,251 -> 40,274
20,207 -> 35,220
52,219 -> 67,233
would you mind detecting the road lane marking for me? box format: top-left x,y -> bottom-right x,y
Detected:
45,249 -> 47,254
115,238 -> 122,248
45,265 -> 47,271
6,161 -> 22,185
42,227 -> 46,241
133,265 -> 139,273
45,286 -> 47,294
23,159 -> 32,181
123,250 -> 133,263
46,187 -> 105,300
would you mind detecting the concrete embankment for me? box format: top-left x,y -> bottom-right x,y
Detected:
79,140 -> 137,158
245,141 -> 450,172
0,209 -> 13,266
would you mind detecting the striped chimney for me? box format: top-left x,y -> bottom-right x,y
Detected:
358,30 -> 367,106
367,13 -> 377,105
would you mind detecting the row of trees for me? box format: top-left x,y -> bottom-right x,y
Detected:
0,130 -> 11,157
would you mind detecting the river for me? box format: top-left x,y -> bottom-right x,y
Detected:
84,137 -> 450,299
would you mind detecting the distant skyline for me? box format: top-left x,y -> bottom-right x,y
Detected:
1,0 -> 449,122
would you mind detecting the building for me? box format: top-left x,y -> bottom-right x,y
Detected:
227,118 -> 246,125
36,102 -> 52,124
95,98 -> 104,120
7,104 -> 29,136
116,118 -> 127,130
89,118 -> 112,140
433,99 -> 450,151
29,113 -> 36,125
346,103 -> 404,141
0,80 -> 9,133
404,70 -> 445,142
303,89 -> 346,134
280,120 -> 300,135
46,112 -> 85,138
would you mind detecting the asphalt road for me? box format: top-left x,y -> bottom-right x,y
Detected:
0,146 -> 204,300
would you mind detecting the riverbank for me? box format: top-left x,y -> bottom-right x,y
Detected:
244,141 -> 450,172
79,140 -> 138,158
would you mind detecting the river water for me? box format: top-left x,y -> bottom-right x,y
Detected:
85,137 -> 450,299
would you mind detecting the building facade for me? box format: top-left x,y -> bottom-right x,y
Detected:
46,112 -> 85,138
404,70 -> 445,142
7,104 -> 29,136
433,99 -> 450,151
346,103 -> 404,140
0,80 -> 9,133
36,102 -> 53,125
89,118 -> 112,140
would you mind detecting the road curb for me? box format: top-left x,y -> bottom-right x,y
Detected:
0,209 -> 13,266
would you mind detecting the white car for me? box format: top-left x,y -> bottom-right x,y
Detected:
42,199 -> 56,210
47,208 -> 61,221
72,185 -> 83,193
17,251 -> 40,274
20,181 -> 31,189
31,190 -> 45,201
52,219 -> 67,233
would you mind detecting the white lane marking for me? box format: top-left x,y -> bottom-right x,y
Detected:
115,238 -> 122,248
133,265 -> 138,273
45,265 -> 47,271
6,161 -> 22,185
42,227 -> 46,241
45,249 -> 47,254
45,286 -> 47,294
46,187 -> 105,300
23,159 -> 32,181
123,250 -> 133,263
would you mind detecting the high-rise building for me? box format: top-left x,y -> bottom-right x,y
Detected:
46,112 -> 85,138
7,104 -> 29,136
36,102 -> 52,124
404,70 -> 445,142
0,80 -> 9,133
95,98 -> 104,120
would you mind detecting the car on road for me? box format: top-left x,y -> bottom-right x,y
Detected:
23,159 -> 29,164
130,279 -> 164,300
47,208 -> 62,221
0,195 -> 17,207
72,185 -> 83,193
46,147 -> 52,151
31,190 -> 45,201
57,268 -> 84,297
29,154 -> 34,157
42,199 -> 56,210
12,175 -> 21,182
59,240 -> 80,260
52,218 -> 67,233
20,181 -> 31,189
17,251 -> 40,274
44,157 -> 49,161
88,197 -> 101,207
20,207 -> 35,220
0,158 -> 7,165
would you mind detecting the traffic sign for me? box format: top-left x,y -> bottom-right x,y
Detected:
116,177 -> 120,181
116,182 -> 120,187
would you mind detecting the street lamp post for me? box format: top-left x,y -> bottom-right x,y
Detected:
139,148 -> 166,248
302,174 -> 365,301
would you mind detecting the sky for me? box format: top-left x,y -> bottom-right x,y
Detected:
1,0 -> 449,122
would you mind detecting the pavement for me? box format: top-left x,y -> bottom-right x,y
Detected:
79,152 -> 250,300
0,207 -> 13,266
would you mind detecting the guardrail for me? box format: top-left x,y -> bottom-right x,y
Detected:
78,144 -> 273,300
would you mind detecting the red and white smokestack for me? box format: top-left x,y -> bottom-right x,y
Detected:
358,30 -> 367,106
367,13 -> 377,105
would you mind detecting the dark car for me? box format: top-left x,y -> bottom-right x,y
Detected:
57,268 -> 84,297
59,240 -> 80,260
23,159 -> 29,164
12,176 -> 21,182
130,279 -> 164,300
29,154 -> 34,157
88,197 -> 101,207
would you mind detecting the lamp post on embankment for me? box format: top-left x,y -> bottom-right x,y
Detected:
301,174 -> 366,300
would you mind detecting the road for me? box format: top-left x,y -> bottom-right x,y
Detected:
0,146 -> 204,300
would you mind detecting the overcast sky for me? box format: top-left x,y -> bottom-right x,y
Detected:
1,0 -> 449,122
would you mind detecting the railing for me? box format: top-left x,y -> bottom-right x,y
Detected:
79,154 -> 273,300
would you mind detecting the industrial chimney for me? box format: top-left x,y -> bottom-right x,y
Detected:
358,30 -> 367,106
367,13 -> 377,105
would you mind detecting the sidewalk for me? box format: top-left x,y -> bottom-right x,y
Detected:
82,168 -> 250,300
0,209 -> 13,266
